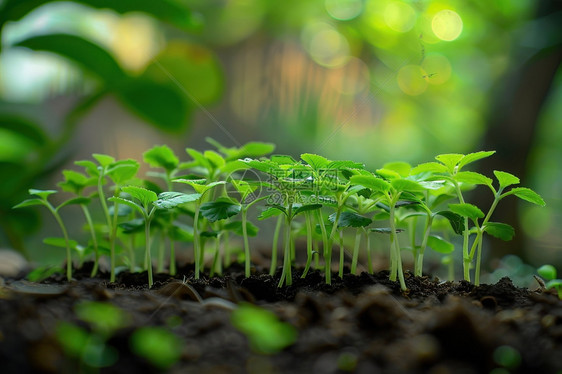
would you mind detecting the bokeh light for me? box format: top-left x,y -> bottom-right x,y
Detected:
384,2 -> 417,33
421,53 -> 452,85
302,22 -> 350,68
325,0 -> 363,21
397,65 -> 428,95
432,10 -> 463,41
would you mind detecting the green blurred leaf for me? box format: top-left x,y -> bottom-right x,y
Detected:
57,197 -> 91,211
143,145 -> 179,172
108,196 -> 142,215
117,79 -> 190,132
270,155 -> 297,165
15,34 -> 124,82
204,150 -> 226,169
130,327 -> 183,369
411,162 -> 448,175
484,222 -> 515,241
224,220 -> 259,236
13,198 -> 45,209
427,235 -> 455,254
350,175 -> 390,193
56,322 -> 89,358
329,211 -> 372,228
121,186 -> 157,208
0,114 -> 47,145
435,210 -> 464,235
383,161 -> 411,177
449,203 -> 484,220
75,301 -> 129,336
200,199 -> 241,222
258,206 -> 284,220
537,265 -> 557,281
43,237 -> 78,249
118,218 -> 145,234
301,153 -> 330,170
435,153 -> 464,172
93,154 -> 115,168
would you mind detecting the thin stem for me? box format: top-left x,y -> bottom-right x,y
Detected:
365,228 -> 373,274
193,203 -> 201,279
157,230 -> 165,273
301,212 -> 314,278
210,235 -> 221,277
338,230 -> 344,278
169,238 -> 176,276
454,181 -> 471,282
351,229 -> 362,275
389,197 -> 407,291
145,215 -> 153,288
109,199 -> 119,283
80,204 -> 99,277
475,236 -> 483,286
415,215 -> 433,277
269,215 -> 283,276
242,208 -> 251,277
49,204 -> 72,281
224,231 -> 231,269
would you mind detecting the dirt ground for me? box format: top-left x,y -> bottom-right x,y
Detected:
1,262 -> 561,374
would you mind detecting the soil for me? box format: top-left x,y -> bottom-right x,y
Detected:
1,262 -> 561,374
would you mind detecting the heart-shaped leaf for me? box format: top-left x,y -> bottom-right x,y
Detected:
329,211 -> 372,228
143,145 -> 179,172
200,200 -> 241,222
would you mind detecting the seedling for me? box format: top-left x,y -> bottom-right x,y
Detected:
537,265 -> 562,299
14,189 -> 88,281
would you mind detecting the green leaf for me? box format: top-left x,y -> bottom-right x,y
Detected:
204,150 -> 226,169
301,153 -> 330,170
383,162 -> 411,177
411,162 -> 448,175
435,210 -> 464,235
57,197 -> 91,211
448,203 -> 484,220
75,160 -> 99,177
121,186 -> 158,208
505,187 -> 545,206
15,34 -> 125,82
200,231 -> 219,238
143,145 -> 179,172
58,170 -> 95,194
224,220 -> 259,237
29,189 -> 57,200
457,151 -> 495,171
56,322 -> 89,358
108,197 -> 143,215
454,171 -> 493,187
107,160 -> 140,185
44,237 -> 78,249
435,153 -> 464,172
293,204 -> 323,217
270,155 -> 298,165
350,175 -> 391,193
427,235 -> 454,254
391,179 -> 426,192
537,265 -> 557,281
154,192 -> 201,209
258,206 -> 284,220
117,79 -> 189,132
186,148 -> 210,169
494,171 -> 520,189
13,198 -> 45,209
329,212 -> 372,228
0,113 -> 48,145
236,142 -> 276,159
484,222 -> 515,241
108,203 -> 133,217
327,160 -> 365,170
545,279 -> 562,290
375,168 -> 401,180
92,154 -> 115,168
119,218 -> 145,234
200,200 -> 241,222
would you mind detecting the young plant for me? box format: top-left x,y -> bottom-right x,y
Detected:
14,189 -> 88,281
329,211 -> 372,275
537,265 -> 562,299
109,186 -> 199,287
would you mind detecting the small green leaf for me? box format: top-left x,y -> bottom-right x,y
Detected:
435,153 -> 464,172
270,155 -> 297,165
235,142 -> 276,159
545,279 -> 562,290
57,197 -> 91,211
301,153 -> 330,170
329,211 -> 372,228
484,222 -> 515,241
455,171 -> 493,187
154,192 -> 201,209
106,160 -> 140,185
391,179 -> 426,192
121,186 -> 157,208
108,197 -> 144,215
375,168 -> 401,180
411,162 -> 448,175
200,231 -> 219,238
427,235 -> 454,254
13,198 -> 45,209
200,200 -> 241,222
494,171 -> 520,189
448,203 -> 484,220
44,237 -> 78,249
119,218 -> 145,234
108,203 -> 133,217
327,160 -> 365,170
435,210 -> 464,235
143,145 -> 179,172
505,187 -> 545,206
92,154 -> 116,167
293,204 -> 323,217
537,265 -> 557,281
224,221 -> 259,237
383,162 -> 411,177
56,322 -> 89,358
204,150 -> 226,169
350,175 -> 390,193
258,206 -> 284,220
75,160 -> 100,177
29,189 -> 57,200
457,151 -> 495,171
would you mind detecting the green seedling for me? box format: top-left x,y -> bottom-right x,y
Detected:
130,327 -> 183,370
537,265 -> 562,299
329,211 -> 372,275
14,189 -> 88,281
231,303 -> 297,355
110,186 -> 199,287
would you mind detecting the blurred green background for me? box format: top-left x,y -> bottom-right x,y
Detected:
1,0 -> 560,273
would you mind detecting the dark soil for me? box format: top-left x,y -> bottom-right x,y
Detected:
1,262 -> 561,374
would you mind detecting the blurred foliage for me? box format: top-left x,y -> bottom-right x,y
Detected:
0,0 -> 560,266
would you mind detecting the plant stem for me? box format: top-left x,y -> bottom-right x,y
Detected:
365,228 -> 373,274
338,230 -> 344,278
157,231 -> 165,273
453,182 -> 471,282
415,215 -> 433,277
48,204 -> 72,281
169,238 -> 176,276
224,231 -> 231,269
210,235 -> 221,277
269,215 -> 283,276
80,204 -> 99,277
145,216 -> 153,288
109,199 -> 119,282
389,196 -> 407,291
193,203 -> 201,279
278,204 -> 293,287
301,212 -> 314,278
241,208 -> 251,277
475,236 -> 483,286
351,229 -> 362,275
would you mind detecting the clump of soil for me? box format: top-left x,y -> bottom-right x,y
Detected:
1,263 -> 561,374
